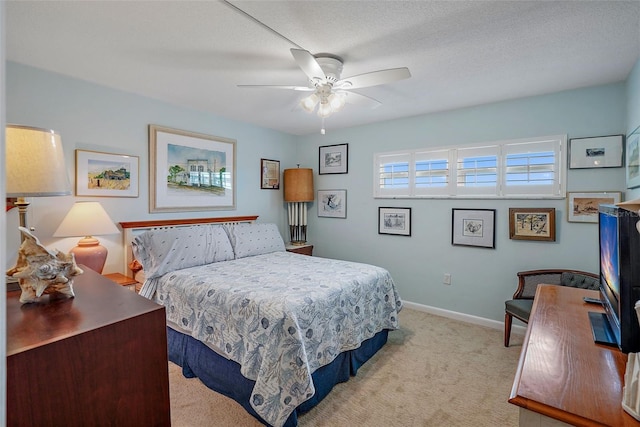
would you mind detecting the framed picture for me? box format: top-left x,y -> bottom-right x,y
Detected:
569,135 -> 623,169
627,125 -> 640,189
149,125 -> 236,213
451,208 -> 496,248
567,191 -> 622,223
378,207 -> 411,236
75,149 -> 139,197
509,208 -> 556,241
317,189 -> 347,218
260,158 -> 280,189
319,143 -> 348,174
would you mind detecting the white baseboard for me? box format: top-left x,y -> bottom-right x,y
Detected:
401,300 -> 527,336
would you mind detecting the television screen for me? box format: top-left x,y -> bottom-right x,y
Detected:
593,204 -> 640,353
599,210 -> 620,310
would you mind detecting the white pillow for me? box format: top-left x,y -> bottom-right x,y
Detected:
132,224 -> 234,279
227,223 -> 285,259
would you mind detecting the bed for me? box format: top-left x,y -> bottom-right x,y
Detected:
120,216 -> 402,427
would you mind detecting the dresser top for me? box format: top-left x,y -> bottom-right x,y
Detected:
7,267 -> 164,355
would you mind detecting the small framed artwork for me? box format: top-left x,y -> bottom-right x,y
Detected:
319,143 -> 348,174
378,207 -> 411,236
509,208 -> 556,241
317,189 -> 347,218
626,125 -> 640,189
260,158 -> 280,189
569,135 -> 623,169
567,191 -> 622,223
149,124 -> 236,213
451,208 -> 496,249
75,149 -> 139,197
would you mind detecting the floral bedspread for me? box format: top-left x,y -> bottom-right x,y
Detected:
152,251 -> 402,427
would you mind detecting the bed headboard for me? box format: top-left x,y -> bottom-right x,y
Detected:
119,215 -> 258,278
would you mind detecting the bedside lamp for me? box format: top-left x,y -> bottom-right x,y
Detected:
53,201 -> 120,273
6,125 -> 72,237
284,166 -> 314,245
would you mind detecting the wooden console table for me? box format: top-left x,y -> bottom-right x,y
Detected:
509,285 -> 639,426
7,267 -> 170,426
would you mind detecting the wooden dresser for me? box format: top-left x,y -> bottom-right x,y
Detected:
509,284 -> 639,426
7,267 -> 170,426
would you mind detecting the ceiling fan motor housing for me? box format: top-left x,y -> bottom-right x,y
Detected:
314,54 -> 343,84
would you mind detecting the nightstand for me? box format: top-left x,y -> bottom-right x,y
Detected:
286,244 -> 313,256
104,272 -> 140,293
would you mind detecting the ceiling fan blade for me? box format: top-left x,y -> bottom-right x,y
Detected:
343,91 -> 382,109
237,84 -> 314,92
336,67 -> 411,90
290,48 -> 326,83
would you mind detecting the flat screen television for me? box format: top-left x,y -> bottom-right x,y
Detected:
590,204 -> 640,353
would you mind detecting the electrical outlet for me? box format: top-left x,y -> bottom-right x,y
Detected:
443,273 -> 451,285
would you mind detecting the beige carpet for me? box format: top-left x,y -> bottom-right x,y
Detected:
169,308 -> 523,426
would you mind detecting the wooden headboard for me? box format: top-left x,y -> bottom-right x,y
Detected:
119,215 -> 258,278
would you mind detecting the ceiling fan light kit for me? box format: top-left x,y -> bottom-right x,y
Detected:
239,45 -> 410,134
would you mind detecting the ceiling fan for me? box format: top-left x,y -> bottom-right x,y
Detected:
239,48 -> 411,132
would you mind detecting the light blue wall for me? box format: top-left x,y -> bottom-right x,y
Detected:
5,61 -> 632,323
626,58 -> 640,200
6,62 -> 297,273
298,84 -> 626,321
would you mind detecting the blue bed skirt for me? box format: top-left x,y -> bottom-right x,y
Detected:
168,327 -> 389,427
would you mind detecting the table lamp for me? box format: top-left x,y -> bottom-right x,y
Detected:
6,125 -> 72,236
284,166 -> 314,245
53,201 -> 120,273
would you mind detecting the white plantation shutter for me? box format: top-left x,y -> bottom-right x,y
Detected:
374,152 -> 411,197
374,135 -> 566,199
414,149 -> 451,196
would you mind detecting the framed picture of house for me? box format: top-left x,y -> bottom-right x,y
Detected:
260,158 -> 280,189
509,207 -> 556,241
318,189 -> 346,218
149,124 -> 236,213
451,208 -> 496,248
378,207 -> 411,236
75,149 -> 139,197
569,135 -> 623,169
319,143 -> 348,174
626,125 -> 640,188
567,191 -> 622,223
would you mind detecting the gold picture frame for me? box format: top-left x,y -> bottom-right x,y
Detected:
509,207 -> 556,241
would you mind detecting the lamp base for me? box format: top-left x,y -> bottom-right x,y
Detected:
71,236 -> 107,274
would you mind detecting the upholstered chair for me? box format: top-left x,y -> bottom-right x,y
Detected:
504,269 -> 599,347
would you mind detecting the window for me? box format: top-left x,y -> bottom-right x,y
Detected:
373,135 -> 566,198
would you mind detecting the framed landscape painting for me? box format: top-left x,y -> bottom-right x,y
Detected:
75,149 -> 139,197
627,125 -> 640,189
509,207 -> 556,241
149,125 -> 236,213
569,135 -> 623,169
378,207 -> 411,236
319,143 -> 348,174
567,191 -> 622,223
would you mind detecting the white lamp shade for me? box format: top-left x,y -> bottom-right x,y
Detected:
6,125 -> 72,197
54,202 -> 120,238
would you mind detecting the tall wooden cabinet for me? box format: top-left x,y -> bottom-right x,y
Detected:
7,267 -> 170,426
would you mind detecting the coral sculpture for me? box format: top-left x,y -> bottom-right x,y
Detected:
6,227 -> 83,304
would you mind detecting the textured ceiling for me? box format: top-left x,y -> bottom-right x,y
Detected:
6,1 -> 640,136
